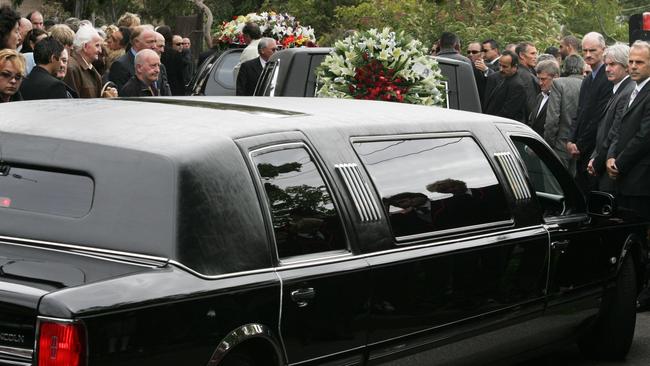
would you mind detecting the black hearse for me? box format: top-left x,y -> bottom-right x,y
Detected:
0,97 -> 646,366
188,48 -> 482,113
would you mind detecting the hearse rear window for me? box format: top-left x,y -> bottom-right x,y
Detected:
354,137 -> 510,238
0,165 -> 93,217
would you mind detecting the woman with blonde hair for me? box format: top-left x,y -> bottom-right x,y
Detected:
0,49 -> 25,102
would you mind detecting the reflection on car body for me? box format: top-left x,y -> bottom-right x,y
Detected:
0,97 -> 646,366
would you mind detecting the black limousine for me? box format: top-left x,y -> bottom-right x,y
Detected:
0,97 -> 646,366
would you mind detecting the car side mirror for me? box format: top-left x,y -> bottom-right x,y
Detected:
587,191 -> 616,217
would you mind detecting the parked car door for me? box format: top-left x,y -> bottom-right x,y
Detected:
351,134 -> 550,364
187,48 -> 243,96
506,132 -> 624,337
240,134 -> 371,365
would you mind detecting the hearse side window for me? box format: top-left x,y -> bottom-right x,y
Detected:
354,137 -> 510,238
511,137 -> 584,217
252,147 -> 347,259
0,165 -> 93,217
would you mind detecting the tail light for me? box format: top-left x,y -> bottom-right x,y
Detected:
644,12 -> 650,31
37,320 -> 86,366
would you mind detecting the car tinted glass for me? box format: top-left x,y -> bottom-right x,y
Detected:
253,147 -> 347,259
511,137 -> 582,217
0,166 -> 94,217
354,137 -> 510,237
213,51 -> 241,89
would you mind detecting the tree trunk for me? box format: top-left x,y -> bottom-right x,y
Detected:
190,0 -> 214,48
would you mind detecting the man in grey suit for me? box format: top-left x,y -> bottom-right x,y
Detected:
588,44 -> 634,193
606,40 -> 650,220
544,54 -> 585,174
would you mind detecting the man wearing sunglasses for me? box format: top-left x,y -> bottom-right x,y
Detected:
467,42 -> 487,103
0,49 -> 25,103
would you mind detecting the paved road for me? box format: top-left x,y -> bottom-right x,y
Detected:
521,312 -> 650,365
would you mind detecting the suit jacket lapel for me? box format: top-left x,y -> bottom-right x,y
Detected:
623,82 -> 650,117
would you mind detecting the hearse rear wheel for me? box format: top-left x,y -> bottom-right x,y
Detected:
578,255 -> 636,360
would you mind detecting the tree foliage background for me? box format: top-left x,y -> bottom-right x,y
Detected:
14,0 -> 649,49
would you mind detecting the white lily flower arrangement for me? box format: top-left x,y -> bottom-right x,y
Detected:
317,28 -> 445,106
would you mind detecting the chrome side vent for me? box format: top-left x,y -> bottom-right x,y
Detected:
495,152 -> 531,201
335,163 -> 381,222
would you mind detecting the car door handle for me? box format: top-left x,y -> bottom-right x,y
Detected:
290,288 -> 315,307
552,240 -> 570,252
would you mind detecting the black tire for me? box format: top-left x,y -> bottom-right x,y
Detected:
578,255 -> 637,360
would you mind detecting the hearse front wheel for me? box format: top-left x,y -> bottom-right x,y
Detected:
578,255 -> 637,360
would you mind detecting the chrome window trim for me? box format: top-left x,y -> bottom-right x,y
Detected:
495,152 -> 531,201
351,131 -> 473,143
0,236 -> 168,267
269,59 -> 280,97
168,260 -> 276,280
169,225 -> 545,278
394,219 -> 514,244
335,163 -> 381,222
443,80 -> 450,109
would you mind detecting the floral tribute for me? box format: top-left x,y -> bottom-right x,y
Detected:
215,12 -> 317,49
316,28 -> 445,106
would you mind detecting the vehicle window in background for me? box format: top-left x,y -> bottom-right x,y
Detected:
0,166 -> 94,217
354,137 -> 510,238
252,146 -> 347,259
511,137 -> 582,217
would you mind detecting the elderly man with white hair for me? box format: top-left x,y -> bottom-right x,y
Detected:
121,49 -> 169,97
566,31 -> 612,193
63,25 -> 117,98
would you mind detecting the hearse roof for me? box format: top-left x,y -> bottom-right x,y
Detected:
0,97 -> 511,155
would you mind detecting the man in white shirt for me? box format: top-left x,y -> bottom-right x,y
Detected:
528,60 -> 559,136
236,37 -> 276,96
233,22 -> 262,80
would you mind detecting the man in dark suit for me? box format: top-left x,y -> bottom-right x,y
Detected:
236,37 -> 276,96
483,50 -> 527,122
528,59 -> 559,136
20,37 -> 70,100
481,39 -> 500,73
516,42 -> 541,123
467,42 -> 488,105
109,26 -> 170,96
121,49 -> 170,97
606,41 -> 650,219
589,44 -> 634,193
567,32 -> 612,193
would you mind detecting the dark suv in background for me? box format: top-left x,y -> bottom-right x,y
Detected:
187,47 -> 482,113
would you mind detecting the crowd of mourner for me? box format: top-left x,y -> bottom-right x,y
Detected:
0,6 -> 650,226
432,31 -> 650,224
